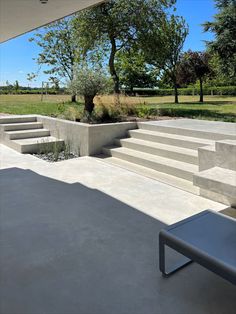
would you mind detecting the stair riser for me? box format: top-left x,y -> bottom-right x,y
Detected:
115,139 -> 198,165
6,130 -> 50,140
138,123 -> 236,141
128,131 -> 207,150
3,123 -> 43,131
1,139 -> 22,153
103,148 -> 193,181
18,141 -> 64,154
0,116 -> 37,124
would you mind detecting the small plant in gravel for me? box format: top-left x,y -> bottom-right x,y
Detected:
34,141 -> 79,162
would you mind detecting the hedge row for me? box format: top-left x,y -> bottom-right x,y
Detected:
126,86 -> 236,96
0,89 -> 67,95
1,85 -> 235,96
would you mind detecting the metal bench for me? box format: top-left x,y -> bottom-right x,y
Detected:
159,210 -> 236,285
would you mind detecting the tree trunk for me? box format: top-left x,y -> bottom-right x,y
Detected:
109,36 -> 120,94
84,95 -> 95,115
71,94 -> 76,102
174,83 -> 179,104
130,85 -> 134,96
199,77 -> 204,103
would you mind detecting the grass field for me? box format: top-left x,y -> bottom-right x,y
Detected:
0,94 -> 235,122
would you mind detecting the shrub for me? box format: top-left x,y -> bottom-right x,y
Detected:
68,66 -> 110,119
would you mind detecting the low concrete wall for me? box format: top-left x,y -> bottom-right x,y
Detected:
195,139 -> 236,207
36,115 -> 137,156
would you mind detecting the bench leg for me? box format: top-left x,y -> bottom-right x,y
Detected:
159,237 -> 193,277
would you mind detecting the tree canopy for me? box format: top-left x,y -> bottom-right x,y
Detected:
139,13 -> 188,103
29,18 -> 80,101
203,0 -> 236,77
116,48 -> 157,93
177,51 -> 213,102
73,0 -> 175,93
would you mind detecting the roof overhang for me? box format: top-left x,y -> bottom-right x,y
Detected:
0,0 -> 105,43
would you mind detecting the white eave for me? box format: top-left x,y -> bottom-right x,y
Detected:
0,0 -> 105,43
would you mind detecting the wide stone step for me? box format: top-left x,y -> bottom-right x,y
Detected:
115,138 -> 198,165
11,136 -> 64,154
128,129 -> 214,150
194,167 -> 236,197
5,129 -> 50,140
103,146 -> 198,181
0,115 -> 37,124
2,122 -> 43,131
97,155 -> 199,195
193,167 -> 236,207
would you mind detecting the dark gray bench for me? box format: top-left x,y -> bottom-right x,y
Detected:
159,210 -> 236,285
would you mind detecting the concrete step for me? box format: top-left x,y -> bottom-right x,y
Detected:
193,167 -> 236,207
115,138 -> 198,165
97,155 -> 199,195
2,122 -> 43,131
194,167 -> 236,197
138,121 -> 236,140
215,140 -> 236,171
128,129 -> 214,150
5,129 -> 50,140
10,136 -> 64,154
0,115 -> 37,124
102,146 -> 198,181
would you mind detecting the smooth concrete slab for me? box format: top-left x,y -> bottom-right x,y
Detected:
0,144 -> 226,224
0,144 -> 235,314
140,119 -> 236,137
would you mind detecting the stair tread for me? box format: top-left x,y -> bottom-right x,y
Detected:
104,146 -> 198,173
2,122 -> 42,127
97,155 -> 199,195
129,129 -> 215,145
195,167 -> 236,186
0,116 -> 37,124
118,138 -> 198,156
6,128 -> 50,134
13,136 -> 64,145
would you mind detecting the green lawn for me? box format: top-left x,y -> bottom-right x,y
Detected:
0,94 -> 235,122
136,102 -> 236,122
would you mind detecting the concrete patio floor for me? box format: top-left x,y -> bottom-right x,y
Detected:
0,144 -> 235,314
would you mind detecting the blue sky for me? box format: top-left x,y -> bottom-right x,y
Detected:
0,0 -> 217,87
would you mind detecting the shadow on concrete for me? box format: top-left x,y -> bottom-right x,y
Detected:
0,168 -> 235,314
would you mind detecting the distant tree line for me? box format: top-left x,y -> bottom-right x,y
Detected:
0,80 -> 66,95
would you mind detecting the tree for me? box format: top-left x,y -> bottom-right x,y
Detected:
29,18 -> 80,102
74,0 -> 174,94
177,51 -> 213,102
116,48 -> 157,94
14,80 -> 19,93
203,0 -> 236,77
69,66 -> 109,116
140,14 -> 188,103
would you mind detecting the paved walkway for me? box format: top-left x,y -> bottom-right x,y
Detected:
0,144 -> 235,314
0,144 -> 227,224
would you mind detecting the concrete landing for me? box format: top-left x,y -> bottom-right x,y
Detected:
140,119 -> 236,138
0,144 -> 227,224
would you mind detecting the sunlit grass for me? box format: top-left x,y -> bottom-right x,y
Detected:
0,94 -> 235,122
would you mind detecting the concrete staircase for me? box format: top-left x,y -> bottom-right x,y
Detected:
0,116 -> 64,153
100,122 -> 221,194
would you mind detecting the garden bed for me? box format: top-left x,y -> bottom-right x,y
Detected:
33,150 -> 79,162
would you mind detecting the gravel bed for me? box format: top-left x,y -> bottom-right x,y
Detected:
33,150 -> 79,162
